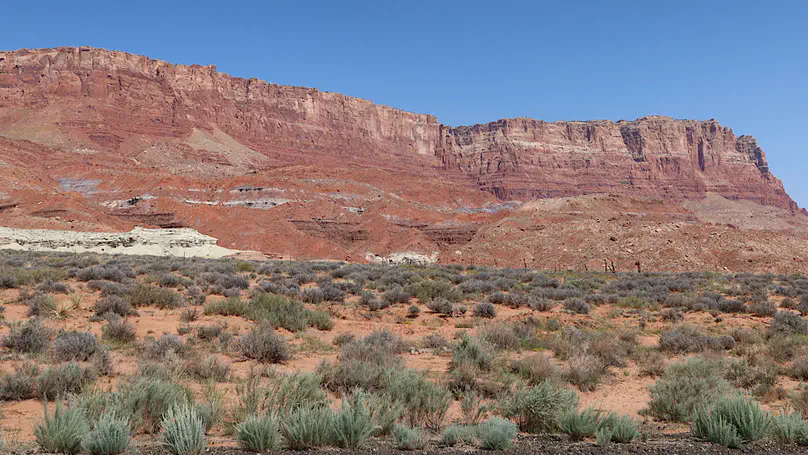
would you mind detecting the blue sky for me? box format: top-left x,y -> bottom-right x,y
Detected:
6,1 -> 807,206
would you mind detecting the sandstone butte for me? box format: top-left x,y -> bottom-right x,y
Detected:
0,46 -> 806,273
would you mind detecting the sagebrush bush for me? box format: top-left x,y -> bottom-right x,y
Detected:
771,311 -> 808,335
102,318 -> 137,343
451,334 -> 492,371
512,353 -> 558,384
204,297 -> 249,317
473,302 -> 496,318
563,298 -> 590,314
499,381 -> 578,433
441,424 -> 477,446
559,407 -> 604,441
94,295 -> 135,318
37,362 -> 95,398
82,412 -> 131,455
122,376 -> 193,433
645,357 -> 731,422
160,404 -> 206,455
477,416 -> 517,449
235,413 -> 282,452
281,405 -> 335,449
392,424 -> 428,450
601,414 -> 639,443
146,334 -> 190,359
332,392 -> 379,448
131,284 -> 185,309
2,318 -> 51,353
250,293 -> 310,331
236,324 -> 291,364
770,411 -> 808,445
567,354 -> 605,392
387,369 -> 452,431
35,401 -> 89,455
52,331 -> 101,361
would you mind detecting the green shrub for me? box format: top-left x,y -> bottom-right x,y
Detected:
387,369 -> 451,431
131,284 -> 185,309
644,357 -> 731,422
249,293 -> 309,332
121,377 -> 193,433
308,310 -> 334,331
441,424 -> 477,446
691,395 -> 770,447
160,404 -> 206,455
477,417 -> 518,449
511,353 -> 558,385
451,334 -> 492,371
2,318 -> 51,354
595,427 -> 613,446
236,323 -> 291,364
473,302 -> 496,318
204,297 -> 249,317
281,405 -> 335,449
499,381 -> 578,433
392,424 -> 428,450
0,363 -> 39,400
332,392 -> 379,448
266,372 -> 328,415
769,412 -> 808,445
601,414 -> 639,443
82,412 -> 131,455
409,280 -> 461,303
37,362 -> 95,397
559,407 -> 604,441
34,401 -> 89,455
366,392 -> 404,435
235,414 -> 282,452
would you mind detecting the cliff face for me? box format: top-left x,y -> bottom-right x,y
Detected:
0,46 -> 804,272
0,46 -> 795,210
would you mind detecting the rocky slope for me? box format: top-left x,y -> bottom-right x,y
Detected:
0,46 -> 804,271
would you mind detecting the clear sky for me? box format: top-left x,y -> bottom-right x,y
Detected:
5,1 -> 807,206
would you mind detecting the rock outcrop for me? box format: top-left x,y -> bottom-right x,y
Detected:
0,46 -> 804,272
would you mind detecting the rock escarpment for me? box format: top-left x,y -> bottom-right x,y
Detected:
0,46 -> 804,272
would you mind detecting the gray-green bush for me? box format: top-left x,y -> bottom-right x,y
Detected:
235,413 -> 282,452
82,412 -> 131,455
34,402 -> 89,455
160,404 -> 206,455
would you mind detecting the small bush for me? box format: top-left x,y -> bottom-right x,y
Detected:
567,354 -> 605,392
601,414 -> 639,443
94,296 -> 134,318
451,334 -> 493,371
392,424 -> 428,450
2,319 -> 51,353
499,381 -> 578,433
512,353 -> 558,384
770,411 -> 808,445
37,362 -> 95,397
146,334 -> 190,359
235,414 -> 281,452
82,412 -> 131,455
122,376 -> 193,433
281,405 -> 335,449
644,357 -> 731,422
52,331 -> 101,361
160,404 -> 206,455
35,402 -> 89,455
530,297 -> 555,312
473,302 -> 496,318
179,308 -> 200,323
131,284 -> 185,309
0,363 -> 39,400
383,286 -> 412,304
559,407 -> 604,441
477,416 -> 517,449
236,324 -> 291,364
426,297 -> 456,316
771,311 -> 808,335
691,395 -> 770,447
203,297 -> 249,317
332,392 -> 379,449
563,298 -> 590,314
749,300 -> 777,317
441,424 -> 477,446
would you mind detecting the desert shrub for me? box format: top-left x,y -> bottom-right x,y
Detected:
318,359 -> 394,392
451,334 -> 493,371
563,298 -> 590,314
308,310 -> 334,331
487,291 -> 511,305
160,404 -> 206,455
93,295 -> 135,318
332,392 -> 379,449
407,305 -> 421,317
477,416 -> 517,449
365,392 -> 404,435
27,293 -> 58,317
146,334 -> 190,359
2,318 -> 51,353
750,300 -> 777,317
791,387 -> 808,419
131,284 -> 185,309
793,356 -> 808,381
235,414 -> 282,452
771,311 -> 808,334
658,325 -> 734,353
0,274 -> 18,288
34,402 -> 89,455
264,372 -> 327,415
37,279 -> 72,294
82,412 -> 131,455
52,331 -> 100,361
473,302 -> 496,318
512,353 -> 558,384
0,363 -> 39,400
387,369 -> 452,431
383,286 -> 412,304
459,390 -> 489,425
250,293 -> 310,332
691,395 -> 770,447
186,356 -> 230,382
441,424 -> 477,446
236,324 -> 291,364
319,284 -> 345,303
478,322 -> 521,350
601,414 -> 639,443
281,405 -> 335,449
392,424 -> 428,450
767,333 -> 802,362
340,330 -> 408,365
122,377 -> 194,433
644,357 -> 732,422
203,297 -> 249,317
196,324 -> 223,341
530,297 -> 555,312
300,287 -> 324,304
559,407 -> 604,441
422,333 -> 449,350
499,381 -> 578,433
567,354 -> 605,392
37,362 -> 95,397
637,351 -> 666,377
410,280 -> 461,303
426,297 -> 456,316
77,265 -> 132,283
769,411 -> 808,445
179,308 -> 200,323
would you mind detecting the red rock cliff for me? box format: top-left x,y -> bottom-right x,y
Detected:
0,46 -> 798,212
